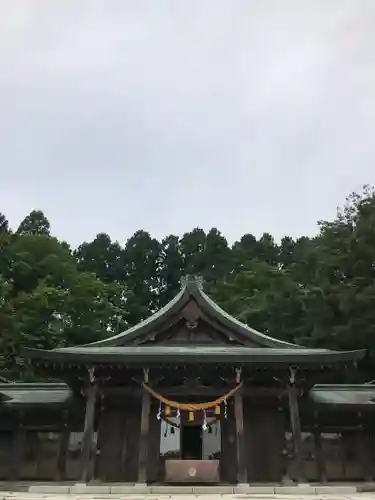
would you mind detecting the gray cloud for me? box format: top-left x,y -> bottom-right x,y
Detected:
1,0 -> 375,246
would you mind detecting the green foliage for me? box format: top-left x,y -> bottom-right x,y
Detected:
17,210 -> 51,235
0,213 -> 9,234
74,233 -> 125,283
0,220 -> 129,380
2,185 -> 375,380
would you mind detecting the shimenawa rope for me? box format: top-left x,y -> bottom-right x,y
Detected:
141,381 -> 243,411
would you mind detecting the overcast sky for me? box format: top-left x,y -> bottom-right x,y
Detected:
1,1 -> 375,247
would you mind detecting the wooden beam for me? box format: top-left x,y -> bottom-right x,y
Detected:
304,424 -> 364,432
138,390 -> 151,483
234,388 -> 247,483
287,369 -> 304,483
80,381 -> 97,483
101,386 -> 289,398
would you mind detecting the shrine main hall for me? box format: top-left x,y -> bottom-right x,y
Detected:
0,275 -> 374,485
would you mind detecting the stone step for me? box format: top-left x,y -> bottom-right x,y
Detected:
0,483 -> 362,496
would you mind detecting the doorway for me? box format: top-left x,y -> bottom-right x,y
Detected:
181,425 -> 202,459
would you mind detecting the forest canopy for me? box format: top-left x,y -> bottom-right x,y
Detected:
1,186 -> 375,380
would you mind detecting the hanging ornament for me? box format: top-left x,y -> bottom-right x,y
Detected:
157,401 -> 162,420
142,380 -> 243,413
202,410 -> 208,431
165,405 -> 171,417
215,405 -> 220,416
189,411 -> 194,422
224,400 -> 228,419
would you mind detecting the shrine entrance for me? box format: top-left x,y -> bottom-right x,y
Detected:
181,425 -> 202,460
157,391 -> 224,484
161,417 -> 222,483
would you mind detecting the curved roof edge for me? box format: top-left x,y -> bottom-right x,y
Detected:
86,284 -> 187,346
21,346 -> 366,366
85,275 -> 301,348
197,286 -> 299,348
0,383 -> 72,407
310,383 -> 375,407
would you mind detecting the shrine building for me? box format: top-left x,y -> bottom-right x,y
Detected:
0,275 -> 374,485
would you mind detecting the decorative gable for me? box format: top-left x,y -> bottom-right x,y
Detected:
138,316 -> 239,346
81,275 -> 300,349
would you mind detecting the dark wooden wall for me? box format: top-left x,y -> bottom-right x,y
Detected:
97,398 -> 141,482
244,399 -> 285,482
220,398 -> 285,483
97,411 -> 124,481
2,396 -> 375,483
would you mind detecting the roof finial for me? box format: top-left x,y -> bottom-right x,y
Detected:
195,275 -> 204,289
180,275 -> 204,290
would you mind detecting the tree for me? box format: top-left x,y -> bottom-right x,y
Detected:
123,230 -> 161,324
75,233 -> 125,283
158,234 -> 183,305
0,232 -> 129,380
313,186 -> 375,350
180,228 -> 207,276
179,227 -> 232,285
231,234 -> 260,273
203,228 -> 232,284
257,232 -> 279,266
0,213 -> 9,233
278,236 -> 296,269
211,258 -> 306,344
17,210 -> 50,235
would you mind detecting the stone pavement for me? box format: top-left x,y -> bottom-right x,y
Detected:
0,493 -> 375,500
0,484 -> 374,499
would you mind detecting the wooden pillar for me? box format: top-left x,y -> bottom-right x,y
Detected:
313,428 -> 326,483
80,370 -> 98,483
94,394 -> 105,481
234,375 -> 247,484
56,412 -> 70,481
138,390 -> 151,483
9,424 -> 26,481
147,401 -> 161,483
287,368 -> 304,482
